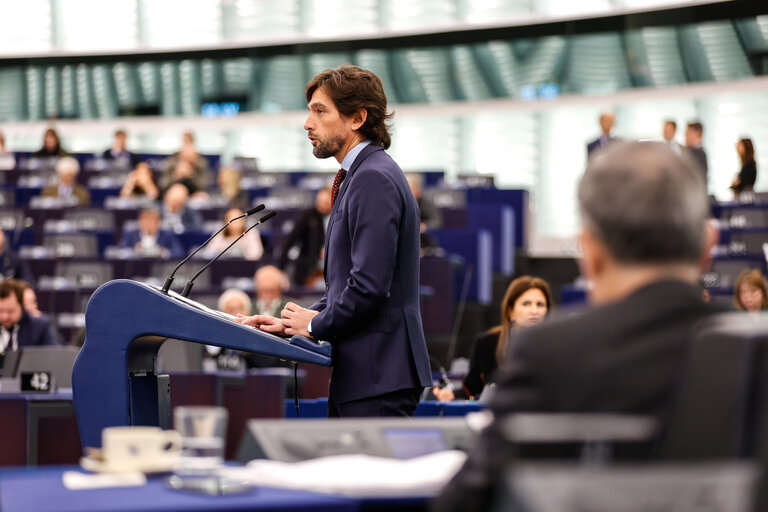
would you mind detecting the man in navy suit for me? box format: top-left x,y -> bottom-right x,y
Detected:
238,65 -> 432,417
0,279 -> 60,371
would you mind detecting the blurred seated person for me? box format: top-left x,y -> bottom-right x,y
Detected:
243,266 -> 291,368
730,138 -> 757,199
0,231 -> 34,284
203,289 -> 254,371
204,207 -> 263,261
435,141 -> 721,512
161,183 -> 203,234
0,279 -> 61,371
32,128 -> 68,158
407,174 -> 442,230
160,131 -> 211,192
216,166 -> 249,209
119,161 -> 159,200
278,187 -> 331,286
19,280 -> 63,344
407,175 -> 442,256
119,207 -> 184,259
734,268 -> 768,315
251,265 -> 290,317
41,156 -> 91,206
102,129 -> 139,169
433,275 -> 551,402
163,160 -> 207,198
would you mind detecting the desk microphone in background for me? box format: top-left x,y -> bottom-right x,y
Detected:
181,210 -> 276,297
161,204 -> 264,294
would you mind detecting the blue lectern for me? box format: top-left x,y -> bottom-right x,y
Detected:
72,280 -> 332,449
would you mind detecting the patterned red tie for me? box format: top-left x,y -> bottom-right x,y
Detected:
331,168 -> 347,208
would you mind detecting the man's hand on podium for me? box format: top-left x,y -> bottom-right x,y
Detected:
235,314 -> 287,336
280,302 -> 318,338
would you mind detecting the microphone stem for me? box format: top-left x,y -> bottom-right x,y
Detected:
161,219 -> 236,293
180,221 -> 262,298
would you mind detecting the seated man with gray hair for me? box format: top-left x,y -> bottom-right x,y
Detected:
434,141 -> 722,512
41,156 -> 91,206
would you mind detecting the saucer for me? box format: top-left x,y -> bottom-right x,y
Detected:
80,453 -> 179,474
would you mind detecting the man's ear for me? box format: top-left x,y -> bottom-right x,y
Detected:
579,229 -> 605,282
349,108 -> 367,131
699,219 -> 719,273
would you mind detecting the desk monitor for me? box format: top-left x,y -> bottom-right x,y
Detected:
9,346 -> 80,389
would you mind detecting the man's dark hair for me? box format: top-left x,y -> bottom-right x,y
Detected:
0,279 -> 24,305
115,129 -> 127,137
305,65 -> 394,149
687,121 -> 703,134
664,119 -> 677,130
578,141 -> 708,264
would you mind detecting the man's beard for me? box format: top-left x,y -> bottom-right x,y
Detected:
312,134 -> 345,159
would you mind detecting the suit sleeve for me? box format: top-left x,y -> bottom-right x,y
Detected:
310,169 -> 401,340
278,210 -> 309,269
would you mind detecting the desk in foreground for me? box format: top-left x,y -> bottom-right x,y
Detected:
0,471 -> 358,512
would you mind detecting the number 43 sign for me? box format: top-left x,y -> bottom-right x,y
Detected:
21,372 -> 53,393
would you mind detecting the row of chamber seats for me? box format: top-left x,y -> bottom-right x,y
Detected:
707,193 -> 768,297
562,194 -> 768,307
1,152 -> 531,347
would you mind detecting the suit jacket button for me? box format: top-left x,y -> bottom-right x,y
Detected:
325,283 -> 330,291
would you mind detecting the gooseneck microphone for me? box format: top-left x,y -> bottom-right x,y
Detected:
181,210 -> 277,297
161,204 -> 265,293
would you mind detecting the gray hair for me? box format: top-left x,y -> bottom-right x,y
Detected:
578,141 -> 708,264
55,156 -> 80,175
217,288 -> 252,314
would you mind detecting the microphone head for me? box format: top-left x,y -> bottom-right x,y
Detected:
246,204 -> 265,216
259,210 -> 277,223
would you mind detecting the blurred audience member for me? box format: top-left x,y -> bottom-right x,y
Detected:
204,207 -> 263,261
18,280 -> 63,344
407,175 -> 443,256
218,288 -> 252,316
164,160 -> 205,197
102,129 -> 139,169
33,128 -> 68,158
685,121 -> 708,187
119,207 -> 184,259
119,162 -> 160,200
433,276 -> 551,402
252,265 -> 290,318
0,279 -> 61,369
734,268 -> 768,314
278,187 -> 331,286
216,166 -> 249,209
161,183 -> 203,234
0,131 -> 15,170
435,141 -> 720,512
41,156 -> 91,206
203,288 -> 254,371
586,111 -> 616,157
161,131 -> 211,192
0,231 -> 34,284
407,175 -> 442,230
244,266 -> 291,368
662,119 -> 681,154
730,138 -> 757,199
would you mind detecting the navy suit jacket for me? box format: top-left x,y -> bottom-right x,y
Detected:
309,144 -> 432,404
119,229 -> 185,259
17,312 -> 60,348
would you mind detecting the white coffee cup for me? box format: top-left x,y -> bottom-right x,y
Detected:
102,426 -> 181,467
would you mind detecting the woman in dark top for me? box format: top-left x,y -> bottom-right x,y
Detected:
434,275 -> 552,401
730,138 -> 757,198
